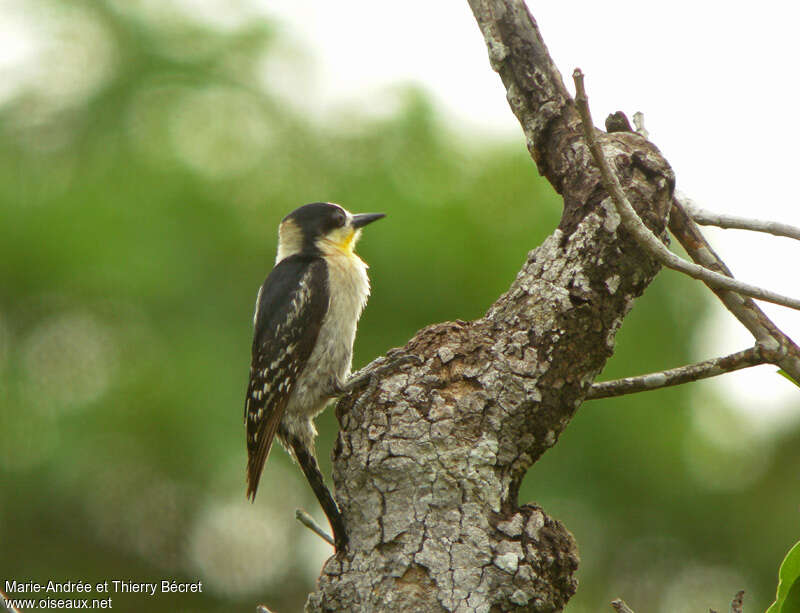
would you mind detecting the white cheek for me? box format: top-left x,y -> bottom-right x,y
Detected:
333,227 -> 350,243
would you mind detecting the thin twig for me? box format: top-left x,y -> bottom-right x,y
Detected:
730,590 -> 745,613
668,200 -> 800,382
587,346 -> 767,400
632,112 -> 648,139
680,193 -> 800,241
607,112 -> 800,381
295,508 -> 335,546
611,598 -> 636,613
572,68 -> 800,312
0,586 -> 22,613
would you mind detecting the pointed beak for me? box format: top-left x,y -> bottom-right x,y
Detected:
351,212 -> 385,228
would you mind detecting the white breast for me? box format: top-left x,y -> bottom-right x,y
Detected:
285,251 -> 370,424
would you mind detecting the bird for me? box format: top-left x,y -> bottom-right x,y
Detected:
244,201 -> 385,551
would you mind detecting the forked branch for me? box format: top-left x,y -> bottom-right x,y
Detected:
572,68 -> 800,312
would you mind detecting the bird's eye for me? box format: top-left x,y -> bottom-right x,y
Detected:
334,211 -> 347,227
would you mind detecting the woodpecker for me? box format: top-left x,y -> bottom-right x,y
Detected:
244,201 -> 384,551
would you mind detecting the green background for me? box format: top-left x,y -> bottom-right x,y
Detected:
0,2 -> 798,612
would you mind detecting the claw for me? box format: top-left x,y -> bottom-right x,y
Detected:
340,352 -> 422,395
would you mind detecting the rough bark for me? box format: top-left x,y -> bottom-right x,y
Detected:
305,1 -> 675,611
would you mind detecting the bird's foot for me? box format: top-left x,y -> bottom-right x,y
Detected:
338,350 -> 423,395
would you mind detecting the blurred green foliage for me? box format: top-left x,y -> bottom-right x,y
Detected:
0,2 -> 797,612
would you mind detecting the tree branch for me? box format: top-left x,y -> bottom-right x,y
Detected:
632,112 -> 648,139
606,110 -> 800,383
587,347 -> 767,400
304,3 -> 789,611
466,0 -> 578,189
681,194 -> 800,241
307,2 -> 677,610
572,69 -> 800,312
295,508 -> 334,547
610,599 -> 636,613
611,591 -> 744,613
0,587 -> 22,613
668,199 -> 800,382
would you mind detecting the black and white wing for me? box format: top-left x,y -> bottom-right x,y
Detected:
245,255 -> 329,500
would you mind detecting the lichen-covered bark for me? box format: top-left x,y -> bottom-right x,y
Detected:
305,1 -> 675,611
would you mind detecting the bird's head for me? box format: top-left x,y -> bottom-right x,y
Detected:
276,202 -> 385,263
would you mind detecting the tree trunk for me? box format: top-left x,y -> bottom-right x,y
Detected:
306,1 -> 675,610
